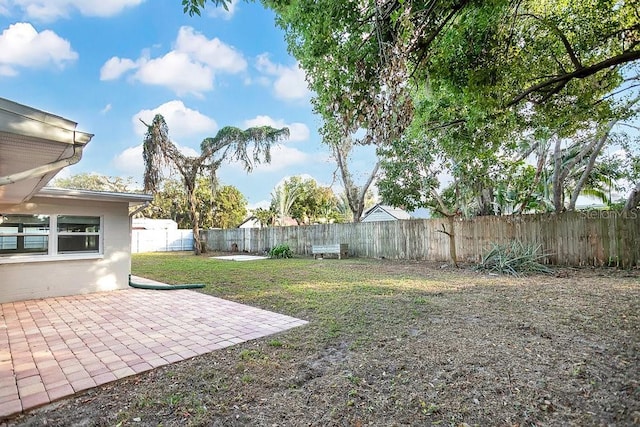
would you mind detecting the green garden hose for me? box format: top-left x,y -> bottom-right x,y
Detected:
128,275 -> 205,290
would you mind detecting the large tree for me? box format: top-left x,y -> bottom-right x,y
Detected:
211,185 -> 248,229
330,137 -> 379,222
185,0 -> 639,210
142,178 -> 247,229
52,172 -> 135,193
142,114 -> 288,254
185,0 -> 638,129
270,176 -> 339,225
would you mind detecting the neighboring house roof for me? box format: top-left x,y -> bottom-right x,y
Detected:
278,216 -> 299,226
361,204 -> 412,222
0,97 -> 93,205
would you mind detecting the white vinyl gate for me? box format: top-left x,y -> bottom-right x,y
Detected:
131,229 -> 194,253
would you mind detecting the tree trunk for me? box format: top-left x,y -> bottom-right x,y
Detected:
477,187 -> 495,216
431,189 -> 458,267
447,215 -> 458,267
188,185 -> 202,255
552,136 -> 564,212
332,138 -> 379,222
519,145 -> 547,213
624,181 -> 640,212
567,120 -> 615,211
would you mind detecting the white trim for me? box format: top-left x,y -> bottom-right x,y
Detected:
37,187 -> 152,205
0,214 -> 104,259
0,253 -> 103,264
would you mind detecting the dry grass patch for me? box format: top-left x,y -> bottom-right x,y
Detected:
8,253 -> 639,426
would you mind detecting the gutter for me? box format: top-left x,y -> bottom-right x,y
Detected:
0,143 -> 84,186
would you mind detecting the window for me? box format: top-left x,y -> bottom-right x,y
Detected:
0,215 -> 49,256
0,214 -> 102,258
57,216 -> 101,253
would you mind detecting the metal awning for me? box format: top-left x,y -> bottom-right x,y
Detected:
0,97 -> 93,205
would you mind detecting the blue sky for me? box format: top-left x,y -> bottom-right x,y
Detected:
0,0 -> 377,208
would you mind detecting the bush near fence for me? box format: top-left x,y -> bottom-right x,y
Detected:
202,211 -> 640,267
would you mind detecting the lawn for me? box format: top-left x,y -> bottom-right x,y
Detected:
10,252 -> 640,426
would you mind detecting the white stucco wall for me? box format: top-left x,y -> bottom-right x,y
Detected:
0,196 -> 132,303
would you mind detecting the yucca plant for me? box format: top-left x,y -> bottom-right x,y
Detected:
476,241 -> 552,276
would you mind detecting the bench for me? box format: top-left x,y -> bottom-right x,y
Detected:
312,244 -> 348,259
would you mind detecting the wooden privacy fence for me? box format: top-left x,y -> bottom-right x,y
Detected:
202,210 -> 640,267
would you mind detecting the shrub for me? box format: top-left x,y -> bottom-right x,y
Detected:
269,243 -> 293,258
476,241 -> 552,277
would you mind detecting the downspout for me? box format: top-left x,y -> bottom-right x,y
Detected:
0,143 -> 84,186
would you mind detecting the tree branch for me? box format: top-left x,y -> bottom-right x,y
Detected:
567,120 -> 616,210
508,50 -> 640,106
520,13 -> 583,70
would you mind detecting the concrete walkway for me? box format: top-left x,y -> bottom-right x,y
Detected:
0,279 -> 307,419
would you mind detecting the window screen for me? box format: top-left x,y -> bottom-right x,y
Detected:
0,214 -> 49,255
57,216 -> 101,253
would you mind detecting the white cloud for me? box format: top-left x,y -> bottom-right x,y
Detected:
273,66 -> 308,100
207,0 -> 239,20
243,115 -> 310,142
252,144 -> 310,173
132,100 -> 217,139
175,26 -> 246,73
0,64 -> 17,76
113,142 -> 199,177
255,53 -> 277,74
7,0 -> 143,21
98,26 -> 246,96
220,143 -> 310,176
100,103 -> 111,114
273,173 -> 318,190
0,22 -> 77,75
99,56 -> 137,80
248,199 -> 270,210
112,145 -> 145,177
134,51 -> 213,96
255,53 -> 310,101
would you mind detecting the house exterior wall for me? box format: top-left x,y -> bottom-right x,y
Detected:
0,196 -> 132,303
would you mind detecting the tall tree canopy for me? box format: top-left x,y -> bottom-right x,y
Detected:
142,178 -> 247,229
185,0 -> 640,211
142,114 -> 288,253
52,173 -> 135,193
270,176 -> 341,225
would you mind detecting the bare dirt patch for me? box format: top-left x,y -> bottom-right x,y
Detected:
4,256 -> 639,426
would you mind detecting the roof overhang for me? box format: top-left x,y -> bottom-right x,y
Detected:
36,187 -> 153,207
0,97 -> 94,205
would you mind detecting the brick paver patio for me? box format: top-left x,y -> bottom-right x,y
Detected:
0,277 -> 307,420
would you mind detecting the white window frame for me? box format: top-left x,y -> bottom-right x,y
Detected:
55,215 -> 103,255
0,215 -> 50,255
0,214 -> 104,264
